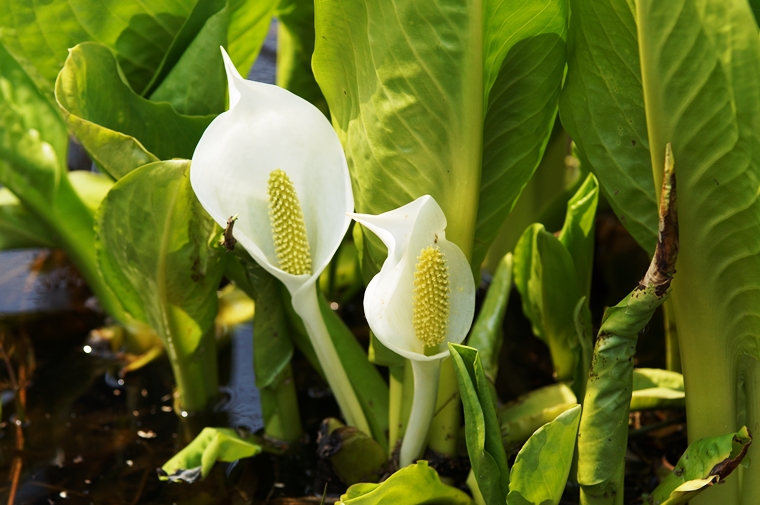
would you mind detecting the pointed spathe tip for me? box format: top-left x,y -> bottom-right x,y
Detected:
219,46 -> 242,109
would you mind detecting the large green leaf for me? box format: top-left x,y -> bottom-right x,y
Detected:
645,427 -> 751,505
558,0 -> 658,254
508,405 -> 581,505
160,427 -> 262,483
474,0 -> 568,269
313,0 -> 484,263
338,461 -> 473,505
96,160 -> 225,411
0,0 -> 196,95
640,5 -> 760,502
314,0 -> 566,272
450,344 -> 510,505
56,42 -> 214,179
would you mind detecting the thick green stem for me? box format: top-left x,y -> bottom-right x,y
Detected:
294,282 -> 371,435
428,357 -> 460,458
401,359 -> 441,467
260,363 -> 302,443
168,331 -> 218,413
389,359 -> 414,454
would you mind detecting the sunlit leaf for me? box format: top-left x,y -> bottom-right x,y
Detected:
338,461 -> 473,505
96,160 -> 225,411
160,427 -> 261,483
56,43 -> 214,179
644,427 -> 751,505
450,344 -> 510,505
508,405 -> 581,505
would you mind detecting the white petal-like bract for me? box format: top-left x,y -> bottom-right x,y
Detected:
351,196 -> 476,361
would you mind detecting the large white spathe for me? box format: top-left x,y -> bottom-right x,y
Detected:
351,195 -> 476,467
191,48 -> 367,434
191,48 -> 352,300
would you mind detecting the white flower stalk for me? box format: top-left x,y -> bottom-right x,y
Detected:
350,196 -> 475,466
191,48 -> 369,434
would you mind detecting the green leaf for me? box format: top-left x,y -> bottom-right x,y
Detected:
498,383 -> 578,452
631,368 -> 685,411
314,0 -> 567,272
148,0 -> 229,116
160,427 -> 262,483
56,43 -> 214,179
557,173 -> 599,298
449,344 -> 510,505
313,0 -> 484,264
466,252 -> 512,381
558,0 -> 658,254
0,41 -> 124,321
578,289 -> 671,502
645,427 -> 751,505
228,0 -> 278,78
277,0 -> 327,113
0,0 -> 196,95
96,160 -> 225,411
0,188 -> 55,250
513,223 -> 584,382
474,0 -> 568,269
338,461 -> 473,505
508,405 -> 581,505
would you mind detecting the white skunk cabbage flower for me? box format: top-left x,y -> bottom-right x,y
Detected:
350,195 -> 475,466
191,48 -> 368,434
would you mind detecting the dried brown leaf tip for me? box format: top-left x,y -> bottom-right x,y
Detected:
220,215 -> 239,252
640,143 -> 678,295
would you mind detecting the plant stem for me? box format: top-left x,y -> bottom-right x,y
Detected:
294,282 -> 371,435
168,330 -> 218,413
388,359 -> 414,454
260,363 -> 302,443
428,357 -> 460,458
401,359 -> 441,467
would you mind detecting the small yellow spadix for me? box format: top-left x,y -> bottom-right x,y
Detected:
268,168 -> 312,275
413,245 -> 451,348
